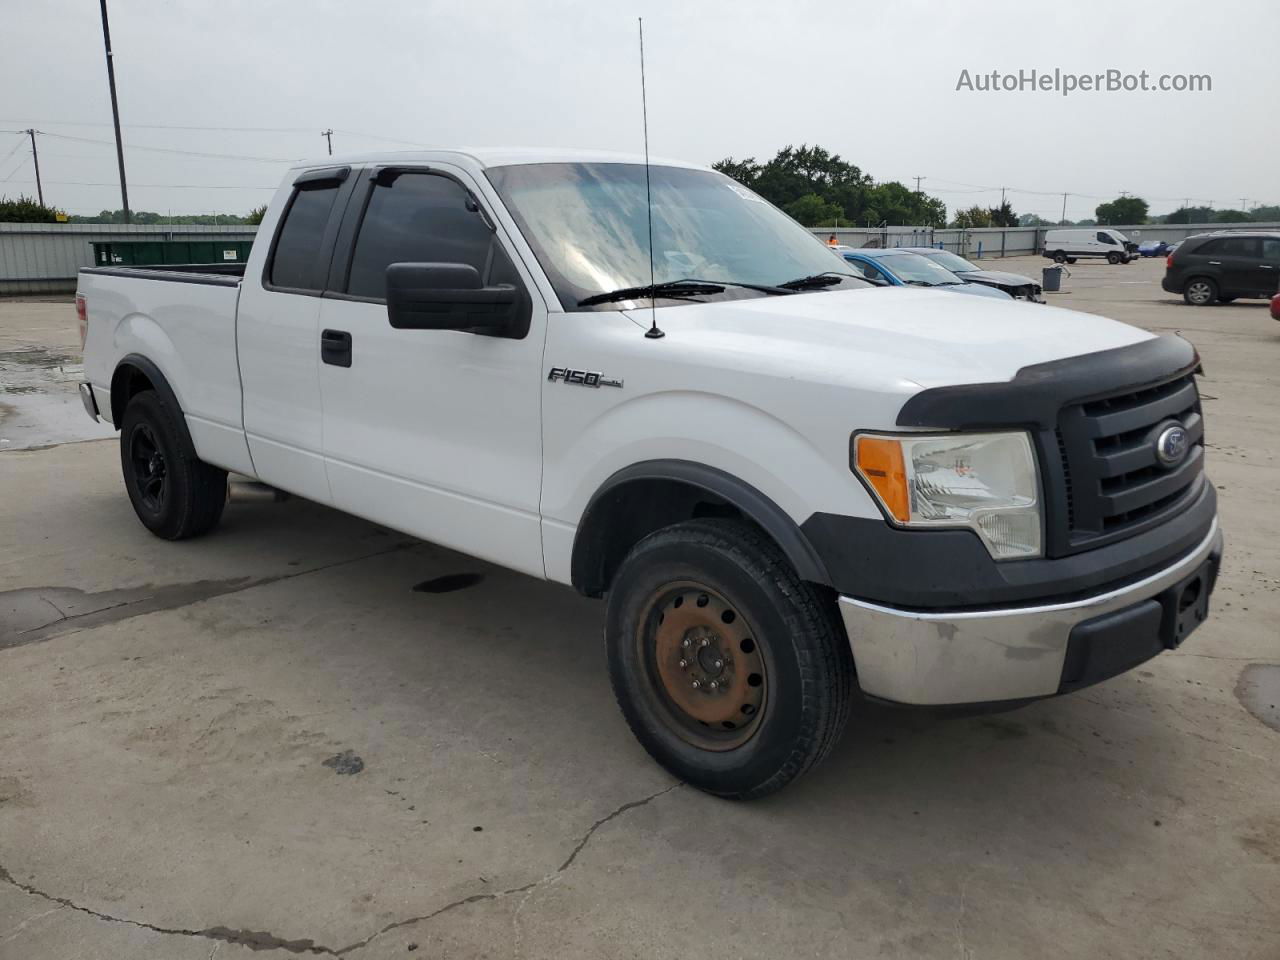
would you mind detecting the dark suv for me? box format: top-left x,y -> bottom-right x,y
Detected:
1162,232 -> 1280,306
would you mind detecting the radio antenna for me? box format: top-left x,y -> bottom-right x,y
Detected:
638,17 -> 664,339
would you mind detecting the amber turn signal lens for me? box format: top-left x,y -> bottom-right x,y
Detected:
854,435 -> 909,523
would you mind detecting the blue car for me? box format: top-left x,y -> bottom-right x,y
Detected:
839,249 -> 1014,300
1137,240 -> 1169,257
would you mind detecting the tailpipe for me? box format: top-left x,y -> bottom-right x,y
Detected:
227,480 -> 290,503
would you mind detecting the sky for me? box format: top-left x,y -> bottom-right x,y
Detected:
1,0 -> 1276,220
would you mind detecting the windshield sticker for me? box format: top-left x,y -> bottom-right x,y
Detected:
725,183 -> 766,203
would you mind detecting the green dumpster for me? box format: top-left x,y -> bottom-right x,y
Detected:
91,239 -> 254,267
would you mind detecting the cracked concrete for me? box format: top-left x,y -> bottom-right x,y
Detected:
2,263 -> 1279,959
0,782 -> 681,956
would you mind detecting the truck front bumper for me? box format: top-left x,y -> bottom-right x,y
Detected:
837,520 -> 1222,706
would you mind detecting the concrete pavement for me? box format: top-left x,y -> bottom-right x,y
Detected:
1,260 -> 1277,958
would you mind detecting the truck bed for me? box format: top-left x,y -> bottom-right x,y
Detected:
79,264 -> 251,474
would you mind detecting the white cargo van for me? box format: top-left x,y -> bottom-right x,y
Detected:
1043,228 -> 1136,264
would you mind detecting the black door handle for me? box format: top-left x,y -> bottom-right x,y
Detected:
321,329 -> 352,367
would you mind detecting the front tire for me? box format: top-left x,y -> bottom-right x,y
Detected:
120,391 -> 227,539
605,520 -> 854,800
1183,277 -> 1218,306
1107,252 -> 1121,265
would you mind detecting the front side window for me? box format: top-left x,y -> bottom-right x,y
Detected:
269,182 -> 341,290
1263,238 -> 1280,263
346,173 -> 517,300
486,162 -> 870,311
1096,232 -> 1115,245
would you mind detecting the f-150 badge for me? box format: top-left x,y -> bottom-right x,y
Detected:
547,367 -> 624,388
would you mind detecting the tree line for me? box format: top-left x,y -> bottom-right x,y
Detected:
5,154 -> 1277,229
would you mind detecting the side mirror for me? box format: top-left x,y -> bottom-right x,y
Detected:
385,262 -> 518,334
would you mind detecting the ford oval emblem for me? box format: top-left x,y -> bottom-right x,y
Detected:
1155,424 -> 1189,467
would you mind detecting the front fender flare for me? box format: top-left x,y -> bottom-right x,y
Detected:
571,459 -> 832,593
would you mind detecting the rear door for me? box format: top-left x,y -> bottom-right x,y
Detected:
1202,236 -> 1263,295
316,164 -> 548,577
237,167 -> 355,502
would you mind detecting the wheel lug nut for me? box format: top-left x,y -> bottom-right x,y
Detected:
708,681 -> 718,691
700,638 -> 710,647
691,680 -> 700,689
678,659 -> 688,669
714,659 -> 723,669
681,638 -> 691,648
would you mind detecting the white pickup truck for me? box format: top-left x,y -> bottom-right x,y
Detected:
78,149 -> 1222,798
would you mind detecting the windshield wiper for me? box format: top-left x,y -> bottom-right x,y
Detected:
779,271 -> 883,289
578,276 -> 803,307
578,279 -> 724,307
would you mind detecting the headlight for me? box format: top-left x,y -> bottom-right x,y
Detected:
853,431 -> 1042,559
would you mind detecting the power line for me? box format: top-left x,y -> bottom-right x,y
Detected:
4,178 -> 275,190
36,130 -> 301,164
0,119 -> 321,134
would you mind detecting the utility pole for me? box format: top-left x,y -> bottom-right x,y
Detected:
25,129 -> 43,206
1061,192 -> 1068,224
913,175 -> 924,194
99,0 -> 130,223
321,129 -> 333,156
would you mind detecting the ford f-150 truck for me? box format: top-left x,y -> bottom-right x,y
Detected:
78,149 -> 1222,799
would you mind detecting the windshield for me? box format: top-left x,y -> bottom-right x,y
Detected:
918,250 -> 976,273
485,162 -> 870,311
875,253 -> 964,285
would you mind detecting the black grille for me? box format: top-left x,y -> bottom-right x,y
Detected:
1054,372 -> 1204,551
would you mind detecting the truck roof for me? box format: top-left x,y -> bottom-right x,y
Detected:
289,147 -> 708,174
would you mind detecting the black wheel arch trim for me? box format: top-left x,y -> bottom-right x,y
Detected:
571,459 -> 832,595
110,353 -> 189,437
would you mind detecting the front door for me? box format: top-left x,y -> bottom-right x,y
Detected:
316,165 -> 548,577
1257,237 -> 1280,295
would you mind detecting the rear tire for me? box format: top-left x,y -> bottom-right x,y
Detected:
605,519 -> 854,800
120,391 -> 227,539
1052,251 -> 1067,264
1183,277 -> 1218,306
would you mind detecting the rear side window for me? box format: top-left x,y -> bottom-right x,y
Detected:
269,183 -> 342,290
1263,238 -> 1280,262
346,173 -> 511,300
1199,236 -> 1261,258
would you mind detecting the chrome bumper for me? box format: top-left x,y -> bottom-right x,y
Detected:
838,520 -> 1222,706
78,382 -> 100,422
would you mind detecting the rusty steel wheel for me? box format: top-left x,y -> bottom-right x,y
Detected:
639,581 -> 767,750
606,520 -> 854,799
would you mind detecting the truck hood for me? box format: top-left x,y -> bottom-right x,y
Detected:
623,286 -> 1151,390
958,268 -> 1038,287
